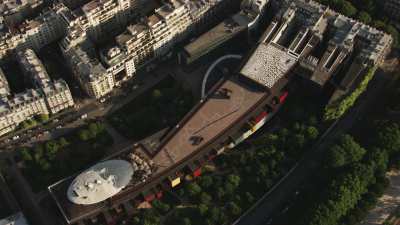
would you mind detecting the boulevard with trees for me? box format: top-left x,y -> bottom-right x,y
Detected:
274,69 -> 400,225
276,122 -> 400,225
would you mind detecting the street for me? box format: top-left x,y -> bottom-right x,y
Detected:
0,68 -> 168,151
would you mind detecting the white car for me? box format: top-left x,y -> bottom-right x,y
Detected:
81,114 -> 88,119
12,136 -> 19,140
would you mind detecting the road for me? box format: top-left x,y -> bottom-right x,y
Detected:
233,67 -> 391,225
0,69 -> 168,151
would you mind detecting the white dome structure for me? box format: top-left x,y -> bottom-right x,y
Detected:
67,160 -> 134,205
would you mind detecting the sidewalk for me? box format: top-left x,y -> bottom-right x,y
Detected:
361,170 -> 400,225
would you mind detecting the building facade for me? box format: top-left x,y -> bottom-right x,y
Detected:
0,49 -> 74,136
0,4 -> 68,61
61,0 -> 238,99
0,0 -> 44,25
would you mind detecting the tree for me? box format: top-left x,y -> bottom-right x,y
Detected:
200,192 -> 212,204
152,89 -> 162,99
37,114 -> 49,123
200,176 -> 213,189
38,159 -> 51,171
357,11 -> 372,24
78,129 -> 90,141
152,200 -> 170,214
326,135 -> 366,168
224,182 -> 236,196
45,140 -> 59,160
306,126 -> 319,140
20,121 -> 29,129
304,164 -> 375,225
181,218 -> 191,225
186,183 -> 202,198
216,187 -> 225,200
87,122 -> 105,138
340,135 -> 366,163
227,174 -> 241,188
340,1 -> 357,17
208,207 -> 221,223
58,137 -> 69,148
327,146 -> 346,168
228,202 -> 242,216
20,148 -> 32,161
33,145 -> 44,163
377,123 -> 400,154
245,192 -> 255,204
198,204 -> 208,216
324,67 -> 377,121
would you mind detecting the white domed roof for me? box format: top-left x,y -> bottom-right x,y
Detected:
67,160 -> 134,205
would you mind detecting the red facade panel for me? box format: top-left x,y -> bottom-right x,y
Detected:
156,191 -> 163,199
144,193 -> 155,202
254,111 -> 268,123
279,91 -> 288,103
193,168 -> 202,177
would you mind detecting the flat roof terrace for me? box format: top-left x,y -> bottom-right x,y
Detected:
183,14 -> 249,61
152,76 -> 268,168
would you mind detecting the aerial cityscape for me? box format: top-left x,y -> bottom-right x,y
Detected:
0,0 -> 399,225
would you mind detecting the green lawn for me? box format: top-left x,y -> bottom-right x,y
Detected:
108,76 -> 195,140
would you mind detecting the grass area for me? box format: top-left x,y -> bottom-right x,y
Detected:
108,76 -> 195,140
19,121 -> 113,192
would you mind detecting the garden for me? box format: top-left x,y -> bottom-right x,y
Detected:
18,121 -> 113,192
108,76 -> 195,140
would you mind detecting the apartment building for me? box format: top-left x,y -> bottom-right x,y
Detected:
75,0 -> 140,41
60,0 -> 235,99
0,89 -> 49,135
0,5 -> 68,61
150,0 -> 193,57
0,68 -> 10,99
17,48 -> 51,88
116,24 -> 154,67
63,40 -> 115,99
99,46 -> 136,85
0,0 -> 44,25
299,14 -> 392,90
42,80 -> 75,114
384,0 -> 400,21
0,49 -> 74,136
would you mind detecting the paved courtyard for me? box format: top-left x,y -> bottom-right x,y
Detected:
362,170 -> 400,225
